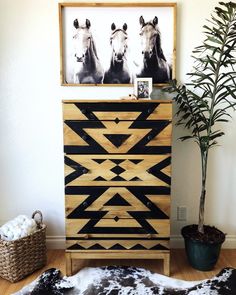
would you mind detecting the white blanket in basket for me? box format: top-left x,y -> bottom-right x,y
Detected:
0,215 -> 37,241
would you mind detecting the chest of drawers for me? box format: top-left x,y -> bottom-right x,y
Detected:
63,100 -> 172,276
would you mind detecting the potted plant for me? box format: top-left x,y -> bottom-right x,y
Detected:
165,2 -> 236,271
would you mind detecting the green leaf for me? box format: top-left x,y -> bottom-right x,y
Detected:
209,131 -> 225,140
179,136 -> 194,141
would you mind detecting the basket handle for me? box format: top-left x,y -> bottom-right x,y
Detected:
32,210 -> 43,228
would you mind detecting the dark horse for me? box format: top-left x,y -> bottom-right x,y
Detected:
137,16 -> 171,83
73,19 -> 104,84
103,23 -> 131,84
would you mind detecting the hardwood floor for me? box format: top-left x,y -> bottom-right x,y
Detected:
0,249 -> 236,294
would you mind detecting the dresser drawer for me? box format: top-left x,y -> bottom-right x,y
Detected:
65,187 -> 170,220
66,219 -> 170,238
65,154 -> 171,187
65,185 -> 170,240
64,120 -> 172,154
63,101 -> 172,121
66,239 -> 170,251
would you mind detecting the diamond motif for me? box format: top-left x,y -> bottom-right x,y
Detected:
114,216 -> 119,222
111,166 -> 125,175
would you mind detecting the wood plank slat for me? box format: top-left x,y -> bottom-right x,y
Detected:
66,239 -> 170,251
66,219 -> 170,237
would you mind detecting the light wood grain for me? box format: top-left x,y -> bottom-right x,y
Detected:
63,103 -> 88,120
146,124 -> 172,146
66,219 -> 170,238
66,251 -> 170,276
83,121 -> 151,153
147,103 -> 172,120
63,123 -> 89,146
62,100 -> 172,103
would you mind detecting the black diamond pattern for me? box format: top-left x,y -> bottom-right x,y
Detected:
114,216 -> 119,222
111,165 -> 125,175
110,159 -> 125,165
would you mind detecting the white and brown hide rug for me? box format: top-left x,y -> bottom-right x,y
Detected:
14,266 -> 236,295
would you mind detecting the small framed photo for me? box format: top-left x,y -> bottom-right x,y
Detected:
134,78 -> 153,99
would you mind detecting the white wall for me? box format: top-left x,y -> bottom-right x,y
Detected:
0,0 -> 235,248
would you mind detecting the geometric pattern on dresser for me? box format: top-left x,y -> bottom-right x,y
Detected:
65,186 -> 170,238
66,239 -> 170,251
63,100 -> 172,277
63,102 -> 172,121
66,186 -> 170,219
64,120 -> 171,154
64,155 -> 171,187
66,218 -> 170,236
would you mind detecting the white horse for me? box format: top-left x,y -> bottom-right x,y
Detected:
137,16 -> 171,83
103,23 -> 131,84
73,19 -> 104,84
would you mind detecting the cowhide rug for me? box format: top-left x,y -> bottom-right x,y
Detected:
14,266 -> 236,295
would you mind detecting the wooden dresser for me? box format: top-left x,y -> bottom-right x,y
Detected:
63,100 -> 172,276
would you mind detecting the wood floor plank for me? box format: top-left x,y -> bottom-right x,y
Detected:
0,249 -> 235,294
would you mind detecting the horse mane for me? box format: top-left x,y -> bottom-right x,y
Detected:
90,36 -> 99,60
140,20 -> 167,62
154,27 -> 167,62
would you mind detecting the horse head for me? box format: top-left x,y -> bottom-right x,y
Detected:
139,16 -> 164,61
110,23 -> 128,63
73,18 -> 92,63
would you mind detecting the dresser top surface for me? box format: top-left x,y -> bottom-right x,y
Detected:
62,99 -> 172,104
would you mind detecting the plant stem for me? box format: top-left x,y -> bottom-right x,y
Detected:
198,6 -> 233,233
198,150 -> 207,233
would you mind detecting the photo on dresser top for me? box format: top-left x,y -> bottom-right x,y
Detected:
134,77 -> 152,99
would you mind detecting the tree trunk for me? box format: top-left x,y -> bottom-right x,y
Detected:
198,188 -> 206,233
198,150 -> 208,234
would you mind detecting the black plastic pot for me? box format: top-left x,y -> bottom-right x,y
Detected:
181,225 -> 225,271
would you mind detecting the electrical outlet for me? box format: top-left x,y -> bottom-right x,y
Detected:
177,206 -> 187,221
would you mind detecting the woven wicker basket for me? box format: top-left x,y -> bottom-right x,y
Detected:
0,210 -> 47,283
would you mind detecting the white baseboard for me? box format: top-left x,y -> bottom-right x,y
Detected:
46,235 -> 236,249
46,236 -> 65,249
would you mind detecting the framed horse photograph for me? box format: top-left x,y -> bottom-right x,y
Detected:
59,2 -> 176,86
